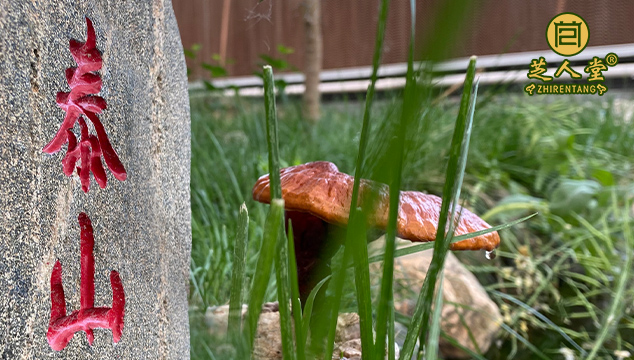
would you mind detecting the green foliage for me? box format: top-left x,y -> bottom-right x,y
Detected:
183,42 -> 297,95
262,66 -> 296,360
202,62 -> 228,78
228,203 -> 249,344
184,43 -> 231,85
287,223 -> 306,360
277,44 -> 295,55
184,43 -> 201,59
258,54 -> 290,72
400,58 -> 478,360
190,92 -> 634,359
242,199 -> 285,357
253,45 -> 297,98
256,44 -> 296,72
188,3 -> 634,360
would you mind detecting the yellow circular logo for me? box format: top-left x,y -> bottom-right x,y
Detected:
546,13 -> 589,56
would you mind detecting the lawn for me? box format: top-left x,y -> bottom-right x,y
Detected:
188,85 -> 634,359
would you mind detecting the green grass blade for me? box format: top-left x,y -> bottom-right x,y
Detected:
585,195 -> 633,360
430,77 -> 479,356
455,307 -> 481,354
388,303 -> 396,360
263,65 -> 295,360
491,290 -> 585,354
323,0 -> 390,358
274,218 -> 296,360
425,274 -> 445,360
204,128 -> 243,203
228,203 -> 249,343
397,305 -> 551,360
439,332 -> 488,360
189,258 -> 204,306
481,200 -> 546,222
399,57 -> 478,360
302,276 -> 330,347
263,65 -> 282,199
202,342 -> 217,360
491,290 -> 587,356
497,322 -> 550,360
376,0 -> 419,354
322,247 -> 351,360
242,199 -> 285,357
287,222 -> 306,360
348,213 -> 375,358
368,213 -> 537,264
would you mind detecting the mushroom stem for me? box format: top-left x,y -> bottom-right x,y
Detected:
286,211 -> 329,304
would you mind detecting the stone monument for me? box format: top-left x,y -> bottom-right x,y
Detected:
0,1 -> 191,358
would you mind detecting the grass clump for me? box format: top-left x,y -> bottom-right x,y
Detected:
189,89 -> 634,359
188,3 -> 634,359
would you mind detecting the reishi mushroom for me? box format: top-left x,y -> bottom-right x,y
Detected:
252,161 -> 500,301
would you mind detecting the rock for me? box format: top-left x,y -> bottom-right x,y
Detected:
334,339 -> 362,360
335,312 -> 360,344
370,238 -> 502,358
332,313 -> 361,360
205,304 -> 397,360
0,1 -> 190,358
331,312 -> 399,360
205,303 -> 283,360
252,310 -> 286,360
205,304 -> 248,338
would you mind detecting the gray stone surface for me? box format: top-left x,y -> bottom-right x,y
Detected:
0,1 -> 191,358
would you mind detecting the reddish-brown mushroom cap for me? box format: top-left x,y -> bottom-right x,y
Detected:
252,161 -> 500,251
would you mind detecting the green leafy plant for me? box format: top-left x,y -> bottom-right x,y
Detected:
254,44 -> 297,97
183,43 -> 232,90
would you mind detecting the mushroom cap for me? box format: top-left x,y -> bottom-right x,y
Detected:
252,161 -> 500,251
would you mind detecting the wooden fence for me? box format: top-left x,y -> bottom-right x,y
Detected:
173,0 -> 634,80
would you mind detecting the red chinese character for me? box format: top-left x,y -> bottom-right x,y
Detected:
43,17 -> 126,192
47,213 -> 125,351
